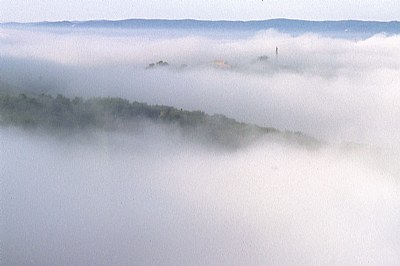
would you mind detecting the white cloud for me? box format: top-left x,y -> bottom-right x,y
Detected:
1,27 -> 400,264
2,28 -> 400,148
1,127 -> 400,265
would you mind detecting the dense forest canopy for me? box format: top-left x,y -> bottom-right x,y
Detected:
0,89 -> 319,149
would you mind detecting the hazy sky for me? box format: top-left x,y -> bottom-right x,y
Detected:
0,0 -> 399,22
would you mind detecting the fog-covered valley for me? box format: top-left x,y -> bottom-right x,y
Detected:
1,23 -> 400,265
2,26 -> 400,146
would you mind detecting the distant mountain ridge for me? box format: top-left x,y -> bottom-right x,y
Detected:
2,18 -> 400,34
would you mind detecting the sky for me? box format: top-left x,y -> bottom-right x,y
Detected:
0,0 -> 399,23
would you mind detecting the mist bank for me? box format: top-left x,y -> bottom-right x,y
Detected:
1,27 -> 400,148
2,20 -> 400,266
2,125 -> 400,265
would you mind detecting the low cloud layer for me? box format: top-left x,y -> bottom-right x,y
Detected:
1,27 -> 400,147
1,127 -> 400,265
1,26 -> 400,265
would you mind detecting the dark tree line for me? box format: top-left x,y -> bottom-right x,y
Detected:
0,92 -> 319,149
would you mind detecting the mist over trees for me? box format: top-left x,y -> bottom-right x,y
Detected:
1,21 -> 400,266
0,91 -> 321,149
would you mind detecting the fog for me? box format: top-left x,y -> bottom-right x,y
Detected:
2,126 -> 400,265
1,28 -> 400,146
1,27 -> 400,148
1,26 -> 400,265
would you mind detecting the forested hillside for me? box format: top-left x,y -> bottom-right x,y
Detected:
0,91 -> 319,149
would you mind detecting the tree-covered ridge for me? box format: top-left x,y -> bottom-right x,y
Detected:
0,92 -> 319,148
